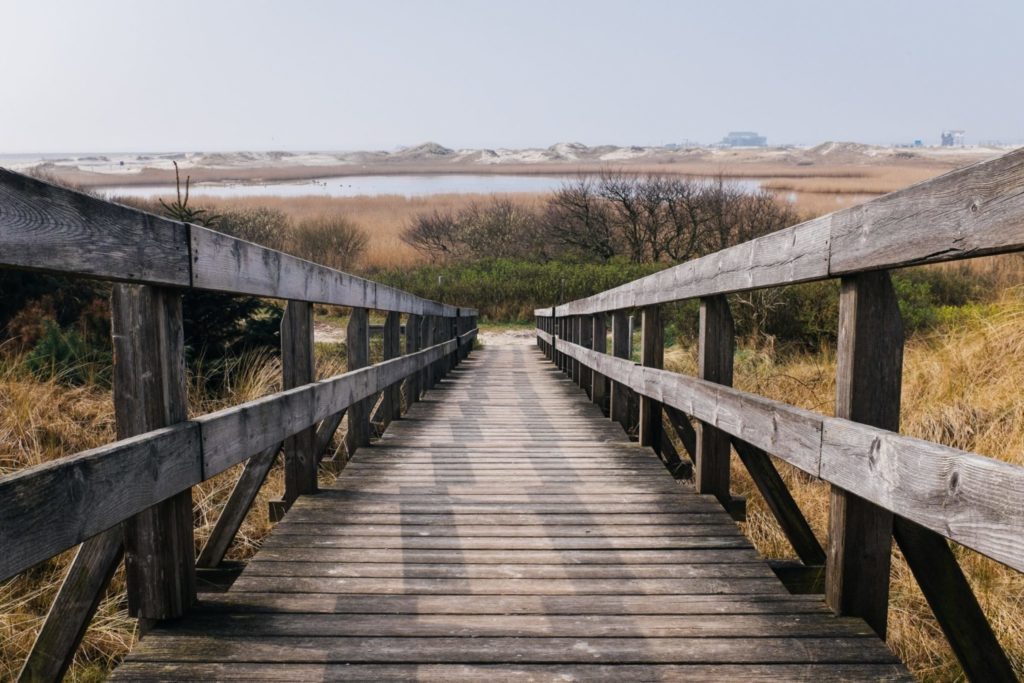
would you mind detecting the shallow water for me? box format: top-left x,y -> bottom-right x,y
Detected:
99,174 -> 764,199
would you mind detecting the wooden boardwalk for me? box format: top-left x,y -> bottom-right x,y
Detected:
113,345 -> 909,681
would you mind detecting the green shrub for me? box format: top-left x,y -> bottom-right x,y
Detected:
24,321 -> 112,385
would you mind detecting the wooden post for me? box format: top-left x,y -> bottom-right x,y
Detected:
281,301 -> 316,506
639,305 -> 664,453
420,315 -> 433,391
404,314 -> 422,406
579,314 -> 593,397
696,295 -> 734,505
571,316 -> 581,385
610,310 -> 631,430
381,311 -> 402,426
591,314 -> 608,413
346,307 -> 371,453
112,284 -> 195,622
826,271 -> 899,638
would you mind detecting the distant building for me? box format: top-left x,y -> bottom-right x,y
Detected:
721,131 -> 767,147
941,130 -> 965,147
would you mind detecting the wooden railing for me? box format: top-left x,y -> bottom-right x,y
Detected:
0,169 -> 478,682
536,147 -> 1024,682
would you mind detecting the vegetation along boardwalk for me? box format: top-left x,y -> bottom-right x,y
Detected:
4,148 -> 1024,681
112,345 -> 908,681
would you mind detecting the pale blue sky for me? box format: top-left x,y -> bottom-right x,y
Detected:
1,0 -> 1020,153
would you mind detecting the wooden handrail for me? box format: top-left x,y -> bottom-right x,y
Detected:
549,337 -> 1024,573
535,146 -> 1024,317
0,168 -> 477,318
0,331 -> 476,583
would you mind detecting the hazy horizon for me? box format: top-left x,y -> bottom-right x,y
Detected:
2,0 -> 1021,154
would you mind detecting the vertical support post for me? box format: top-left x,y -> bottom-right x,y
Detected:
381,310 -> 402,425
579,314 -> 593,397
825,271 -> 900,638
550,307 -> 558,365
591,314 -> 608,413
112,284 -> 195,622
420,315 -> 434,390
281,301 -> 316,506
610,310 -> 631,430
571,316 -> 581,385
346,307 -> 371,453
405,314 -> 422,406
639,305 -> 664,453
696,295 -> 734,504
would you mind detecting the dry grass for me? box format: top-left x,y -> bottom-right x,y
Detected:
665,290 -> 1024,681
194,192 -> 547,270
0,333 -> 354,682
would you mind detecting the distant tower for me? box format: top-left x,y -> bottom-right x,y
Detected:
941,130 -> 965,147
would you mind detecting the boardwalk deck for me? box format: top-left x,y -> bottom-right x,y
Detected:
113,345 -> 909,681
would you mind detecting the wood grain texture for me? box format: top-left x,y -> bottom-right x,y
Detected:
111,285 -> 196,621
114,346 -> 904,680
281,301 -> 316,503
0,168 -> 190,285
0,424 -> 200,582
196,443 -> 281,569
345,308 -> 371,452
639,306 -> 663,451
825,272 -> 899,638
189,225 -> 451,315
610,311 -> 631,431
18,528 -> 123,683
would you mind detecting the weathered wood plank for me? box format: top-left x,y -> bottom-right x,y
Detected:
281,301 -> 316,505
111,285 -> 196,622
825,272 -> 899,638
196,443 -> 281,569
0,424 -> 200,582
112,662 -> 912,682
189,225 -> 450,315
0,168 -> 191,285
17,528 -> 123,683
639,306 -> 663,451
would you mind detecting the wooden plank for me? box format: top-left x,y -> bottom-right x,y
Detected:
196,336 -> 457,478
830,146 -> 1024,274
197,443 -> 281,569
138,612 -> 875,637
0,168 -> 190,286
732,437 -> 826,566
696,295 -> 734,504
112,662 -> 912,682
17,528 -> 123,683
346,307 -> 371,452
556,340 -> 823,474
556,215 -> 831,315
193,592 -> 832,615
126,635 -> 899,664
241,562 -> 772,580
891,518 -> 1015,680
189,225 -> 449,315
380,311 -> 403,427
111,284 -> 196,621
252,548 -> 766,565
0,424 -> 200,582
825,272 -> 899,638
404,314 -> 422,406
610,311 -> 631,431
591,314 -> 608,412
281,300 -> 317,505
639,305 -> 663,451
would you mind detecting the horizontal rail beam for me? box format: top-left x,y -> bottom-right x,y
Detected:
535,147 -> 1024,316
552,336 -> 1024,573
0,331 -> 476,582
0,169 -> 476,317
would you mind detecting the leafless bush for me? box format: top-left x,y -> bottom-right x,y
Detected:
219,207 -> 290,251
289,216 -> 369,270
402,198 -> 548,261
